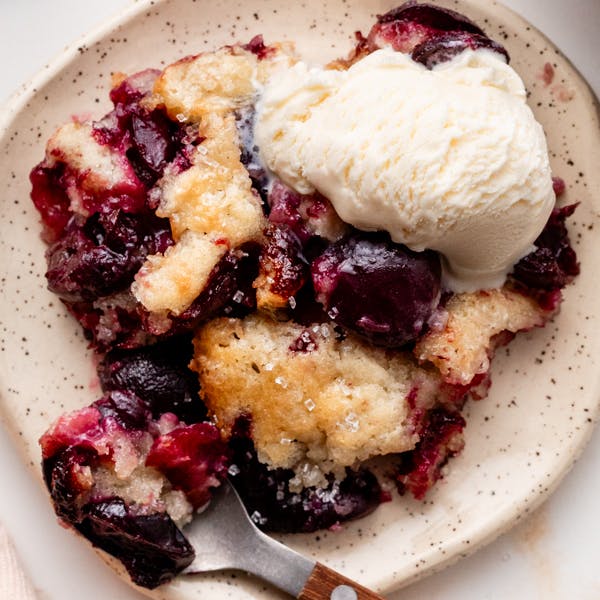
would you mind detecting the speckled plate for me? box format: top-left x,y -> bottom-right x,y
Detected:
1,0 -> 599,598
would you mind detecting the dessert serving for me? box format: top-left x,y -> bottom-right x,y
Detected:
27,1 -> 580,591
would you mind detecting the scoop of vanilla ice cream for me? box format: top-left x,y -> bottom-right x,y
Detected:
255,48 -> 555,291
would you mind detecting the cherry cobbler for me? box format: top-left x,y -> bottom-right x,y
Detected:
31,2 -> 579,589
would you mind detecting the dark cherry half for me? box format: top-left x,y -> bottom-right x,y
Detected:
99,336 -> 206,423
377,2 -> 485,33
368,1 -> 486,54
45,210 -> 172,303
512,204 -> 579,292
77,498 -> 195,589
411,31 -> 509,69
311,233 -> 442,347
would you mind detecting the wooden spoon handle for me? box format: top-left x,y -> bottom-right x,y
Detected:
298,562 -> 386,600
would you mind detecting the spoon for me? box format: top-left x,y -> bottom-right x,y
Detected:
183,479 -> 386,599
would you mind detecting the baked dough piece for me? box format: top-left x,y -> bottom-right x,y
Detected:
191,314 -> 447,483
416,288 -> 550,385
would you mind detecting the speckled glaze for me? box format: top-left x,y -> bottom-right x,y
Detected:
0,0 -> 599,598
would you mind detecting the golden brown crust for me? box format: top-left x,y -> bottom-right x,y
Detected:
45,122 -> 136,214
133,44 -> 300,316
153,47 -> 260,120
159,113 -> 265,242
254,281 -> 291,311
191,314 -> 447,481
132,113 -> 266,314
415,287 -> 551,385
152,44 -> 297,121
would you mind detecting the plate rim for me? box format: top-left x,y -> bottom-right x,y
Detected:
1,0 -> 600,597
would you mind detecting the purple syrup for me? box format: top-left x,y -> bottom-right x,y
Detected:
395,407 -> 465,499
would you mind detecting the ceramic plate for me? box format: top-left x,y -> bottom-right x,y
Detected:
1,0 -> 599,598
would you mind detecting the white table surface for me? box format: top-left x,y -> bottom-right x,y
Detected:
1,1 -> 599,599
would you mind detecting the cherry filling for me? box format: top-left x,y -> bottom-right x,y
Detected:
40,389 -> 228,588
103,71 -> 201,187
45,210 -> 172,303
29,163 -> 72,243
227,419 -> 385,533
77,498 -> 195,590
364,2 -> 509,66
512,204 -> 580,292
30,69 -> 213,350
98,336 -> 205,423
395,408 -> 466,499
311,233 -> 442,347
146,423 -> 229,509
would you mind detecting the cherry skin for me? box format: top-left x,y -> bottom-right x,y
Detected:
311,233 -> 442,347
